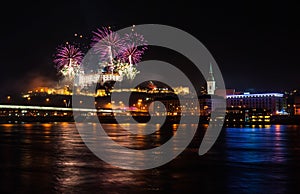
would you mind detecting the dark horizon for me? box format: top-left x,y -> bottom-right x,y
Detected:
0,1 -> 296,96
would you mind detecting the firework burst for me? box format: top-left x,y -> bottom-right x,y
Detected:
59,63 -> 80,78
120,43 -> 144,65
120,32 -> 148,64
53,44 -> 83,70
53,44 -> 83,80
91,27 -> 125,63
114,62 -> 140,80
123,32 -> 148,51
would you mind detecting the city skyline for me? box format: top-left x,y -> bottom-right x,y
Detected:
0,1 -> 295,96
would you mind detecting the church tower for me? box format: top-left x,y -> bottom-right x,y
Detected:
207,63 -> 216,95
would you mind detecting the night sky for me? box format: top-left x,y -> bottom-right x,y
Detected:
0,1 -> 295,96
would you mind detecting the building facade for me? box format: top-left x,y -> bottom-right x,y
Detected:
226,93 -> 287,115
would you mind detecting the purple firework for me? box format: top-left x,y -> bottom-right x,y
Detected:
54,44 -> 83,69
91,27 -> 125,63
120,43 -> 144,65
120,32 -> 148,64
123,32 -> 148,51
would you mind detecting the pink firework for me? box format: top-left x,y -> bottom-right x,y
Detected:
54,44 -> 83,69
120,32 -> 148,64
91,27 -> 125,62
120,43 -> 144,65
123,32 -> 148,51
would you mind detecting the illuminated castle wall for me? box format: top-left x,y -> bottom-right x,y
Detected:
74,70 -> 122,87
75,72 -> 99,87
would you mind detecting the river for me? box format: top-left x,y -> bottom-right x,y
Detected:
0,123 -> 299,193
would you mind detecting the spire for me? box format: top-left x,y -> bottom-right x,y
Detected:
209,63 -> 213,74
208,63 -> 215,81
207,63 -> 216,95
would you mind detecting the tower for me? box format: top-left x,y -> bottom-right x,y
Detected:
207,63 -> 216,95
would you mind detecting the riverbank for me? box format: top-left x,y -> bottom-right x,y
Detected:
1,115 -> 299,125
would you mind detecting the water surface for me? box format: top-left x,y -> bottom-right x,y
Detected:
0,123 -> 299,193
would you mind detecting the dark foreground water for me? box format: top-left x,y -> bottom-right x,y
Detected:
0,123 -> 299,194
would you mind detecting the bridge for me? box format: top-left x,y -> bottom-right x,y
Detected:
0,104 -> 122,113
0,104 -> 129,123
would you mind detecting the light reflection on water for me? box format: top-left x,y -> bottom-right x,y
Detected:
225,125 -> 288,164
223,125 -> 297,194
0,123 -> 299,193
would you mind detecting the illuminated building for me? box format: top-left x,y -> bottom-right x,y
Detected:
199,95 -> 226,116
74,64 -> 122,89
99,73 -> 122,85
75,71 -> 100,87
23,86 -> 72,96
75,71 -> 122,88
173,86 -> 190,95
288,94 -> 300,115
95,89 -> 107,97
225,107 -> 271,125
147,97 -> 200,116
226,93 -> 287,115
207,63 -> 216,95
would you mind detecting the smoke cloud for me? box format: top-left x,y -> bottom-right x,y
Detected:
0,72 -> 58,96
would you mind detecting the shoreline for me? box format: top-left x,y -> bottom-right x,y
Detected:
0,115 -> 299,126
